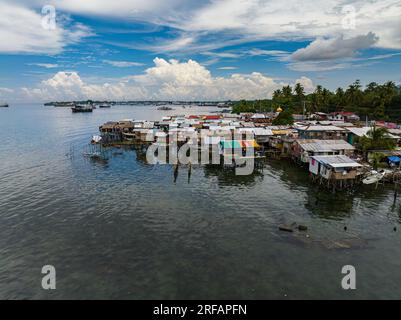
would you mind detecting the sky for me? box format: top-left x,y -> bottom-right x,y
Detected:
0,0 -> 401,102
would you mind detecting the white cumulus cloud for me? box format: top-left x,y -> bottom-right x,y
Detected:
20,58 -> 315,101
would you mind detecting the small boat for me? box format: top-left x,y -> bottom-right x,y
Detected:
98,104 -> 111,109
91,135 -> 102,144
362,170 -> 386,185
72,104 -> 93,113
157,106 -> 174,111
0,103 -> 9,108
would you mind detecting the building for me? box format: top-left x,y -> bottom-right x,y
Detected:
295,125 -> 348,140
293,139 -> 355,163
309,155 -> 362,182
328,112 -> 360,122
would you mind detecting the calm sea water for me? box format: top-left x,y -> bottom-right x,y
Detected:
0,104 -> 401,299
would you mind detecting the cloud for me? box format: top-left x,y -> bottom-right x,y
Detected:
287,61 -> 352,72
247,49 -> 290,58
12,0 -> 401,52
202,51 -> 242,59
295,76 -> 315,93
291,33 -> 379,61
142,35 -> 197,53
103,60 -> 145,67
0,87 -> 14,93
0,2 -> 92,54
218,67 -> 237,70
20,58 -> 314,101
27,63 -> 60,68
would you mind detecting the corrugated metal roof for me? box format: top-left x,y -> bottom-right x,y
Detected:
346,127 -> 370,137
298,139 -> 354,152
347,127 -> 400,139
311,155 -> 362,168
296,125 -> 345,131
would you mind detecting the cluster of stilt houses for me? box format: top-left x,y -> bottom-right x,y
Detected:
95,111 -> 401,190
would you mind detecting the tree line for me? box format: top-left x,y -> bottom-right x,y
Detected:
232,80 -> 401,122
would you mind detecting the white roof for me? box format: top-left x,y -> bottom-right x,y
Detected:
311,155 -> 362,168
347,127 -> 400,139
298,139 -> 354,152
251,113 -> 266,119
237,128 -> 273,136
297,125 -> 345,132
346,127 -> 370,137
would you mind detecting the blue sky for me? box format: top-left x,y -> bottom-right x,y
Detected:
1,0 -> 401,101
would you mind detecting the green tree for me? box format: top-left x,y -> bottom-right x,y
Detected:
272,108 -> 294,125
358,125 -> 396,160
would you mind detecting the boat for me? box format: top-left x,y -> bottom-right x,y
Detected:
91,135 -> 102,144
157,106 -> 174,111
0,103 -> 9,108
98,104 -> 111,109
72,104 -> 93,113
362,170 -> 387,185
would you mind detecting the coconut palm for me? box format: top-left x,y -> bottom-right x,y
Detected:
358,125 -> 396,160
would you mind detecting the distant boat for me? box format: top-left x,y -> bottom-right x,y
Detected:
98,104 -> 111,109
72,104 -> 93,113
0,103 -> 9,108
157,106 -> 174,111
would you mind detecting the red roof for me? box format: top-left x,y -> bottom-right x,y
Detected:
203,115 -> 221,120
187,115 -> 200,119
376,121 -> 398,129
331,111 -> 356,116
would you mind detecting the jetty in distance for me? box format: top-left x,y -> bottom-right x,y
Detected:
44,100 -> 232,108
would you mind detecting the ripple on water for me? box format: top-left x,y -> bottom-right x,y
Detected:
1,104 -> 401,299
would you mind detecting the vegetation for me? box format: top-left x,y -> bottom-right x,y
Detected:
357,125 -> 396,160
370,152 -> 386,170
232,80 -> 401,122
232,99 -> 273,114
272,108 -> 294,125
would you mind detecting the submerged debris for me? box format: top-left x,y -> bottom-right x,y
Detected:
279,224 -> 294,232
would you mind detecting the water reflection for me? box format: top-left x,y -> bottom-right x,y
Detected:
2,104 -> 401,299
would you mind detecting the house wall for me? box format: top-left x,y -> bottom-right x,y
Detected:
299,131 -> 348,140
330,170 -> 357,180
309,158 -> 320,175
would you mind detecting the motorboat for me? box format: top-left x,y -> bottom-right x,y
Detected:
72,104 -> 93,113
362,170 -> 390,185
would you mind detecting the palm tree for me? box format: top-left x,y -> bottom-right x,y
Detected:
345,80 -> 363,107
335,87 -> 345,110
273,89 -> 282,101
294,83 -> 304,101
358,125 -> 396,160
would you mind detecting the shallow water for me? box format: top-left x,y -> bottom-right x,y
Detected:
0,104 -> 401,299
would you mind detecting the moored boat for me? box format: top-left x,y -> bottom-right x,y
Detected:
98,104 -> 111,108
362,170 -> 388,185
72,104 -> 93,113
0,102 -> 9,108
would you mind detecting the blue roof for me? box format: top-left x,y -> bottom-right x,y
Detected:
388,156 -> 401,163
